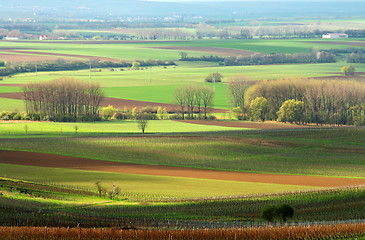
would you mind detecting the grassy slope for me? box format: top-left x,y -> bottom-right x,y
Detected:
0,164 -> 312,198
0,120 -> 247,136
2,62 -> 365,111
1,127 -> 364,178
0,98 -> 25,112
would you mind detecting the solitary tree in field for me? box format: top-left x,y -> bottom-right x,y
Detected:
205,72 -> 223,84
136,112 -> 149,134
24,124 -> 28,135
179,51 -> 188,59
341,65 -> 355,76
74,125 -> 79,134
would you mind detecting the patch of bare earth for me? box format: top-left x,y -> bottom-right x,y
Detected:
0,49 -> 120,63
0,52 -> 77,63
149,46 -> 256,57
177,120 -> 312,130
0,92 -> 228,113
0,150 -> 364,187
2,40 -> 186,44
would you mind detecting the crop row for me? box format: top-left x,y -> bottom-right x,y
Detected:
1,223 -> 365,240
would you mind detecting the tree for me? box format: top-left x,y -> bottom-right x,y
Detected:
205,72 -> 223,83
95,181 -> 106,197
174,86 -> 187,119
179,51 -> 188,59
249,97 -> 268,121
131,62 -> 141,70
74,125 -> 79,134
341,65 -> 355,76
101,105 -> 116,119
277,204 -> 294,222
200,86 -> 215,119
260,205 -> 277,222
277,99 -> 305,124
227,75 -> 250,110
136,112 -> 149,134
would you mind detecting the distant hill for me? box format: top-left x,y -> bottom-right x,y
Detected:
0,0 -> 364,20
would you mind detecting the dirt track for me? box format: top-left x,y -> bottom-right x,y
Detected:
0,150 -> 364,187
0,92 -> 228,113
178,120 -> 312,130
149,46 -> 256,57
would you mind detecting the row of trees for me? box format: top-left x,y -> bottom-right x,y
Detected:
223,51 -> 337,66
0,59 -> 175,77
23,78 -> 104,122
174,85 -> 215,119
235,78 -> 365,125
179,51 -> 338,66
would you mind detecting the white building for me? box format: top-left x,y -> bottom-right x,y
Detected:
39,35 -> 48,40
322,33 -> 348,39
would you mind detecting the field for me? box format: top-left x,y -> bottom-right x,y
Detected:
0,33 -> 365,237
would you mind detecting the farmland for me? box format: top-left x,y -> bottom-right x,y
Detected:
0,21 -> 365,239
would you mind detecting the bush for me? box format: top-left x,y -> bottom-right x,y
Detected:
101,105 -> 116,119
260,205 -> 277,222
278,204 -> 294,222
260,204 -> 294,222
341,65 -> 355,76
205,72 -> 223,83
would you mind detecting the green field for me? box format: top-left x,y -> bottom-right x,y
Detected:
1,37 -> 365,228
0,120 -> 247,137
1,127 -> 364,178
0,164 -> 312,198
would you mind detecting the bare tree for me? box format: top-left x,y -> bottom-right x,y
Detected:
174,86 -> 187,119
200,86 -> 215,119
136,112 -> 149,134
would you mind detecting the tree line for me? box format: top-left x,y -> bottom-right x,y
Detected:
179,51 -> 337,66
23,78 -> 104,122
0,59 -> 175,77
229,78 -> 365,126
174,85 -> 215,119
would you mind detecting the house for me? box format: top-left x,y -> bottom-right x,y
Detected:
4,37 -> 19,40
322,33 -> 348,39
39,35 -> 48,40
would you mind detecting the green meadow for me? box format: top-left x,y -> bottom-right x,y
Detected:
0,120 -> 247,137
1,128 -> 364,178
0,164 -> 312,198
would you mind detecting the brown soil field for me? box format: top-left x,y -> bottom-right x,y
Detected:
0,52 -> 77,63
0,49 -> 120,62
0,150 -> 364,187
2,40 -> 186,44
0,92 -> 228,113
0,84 -> 26,87
304,41 -> 365,47
177,120 -> 313,130
149,46 -> 256,57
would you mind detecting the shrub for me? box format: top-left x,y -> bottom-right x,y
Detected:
278,204 -> 294,222
341,65 -> 355,76
260,205 -> 277,222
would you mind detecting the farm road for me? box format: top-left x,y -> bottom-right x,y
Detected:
1,150 -> 364,187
